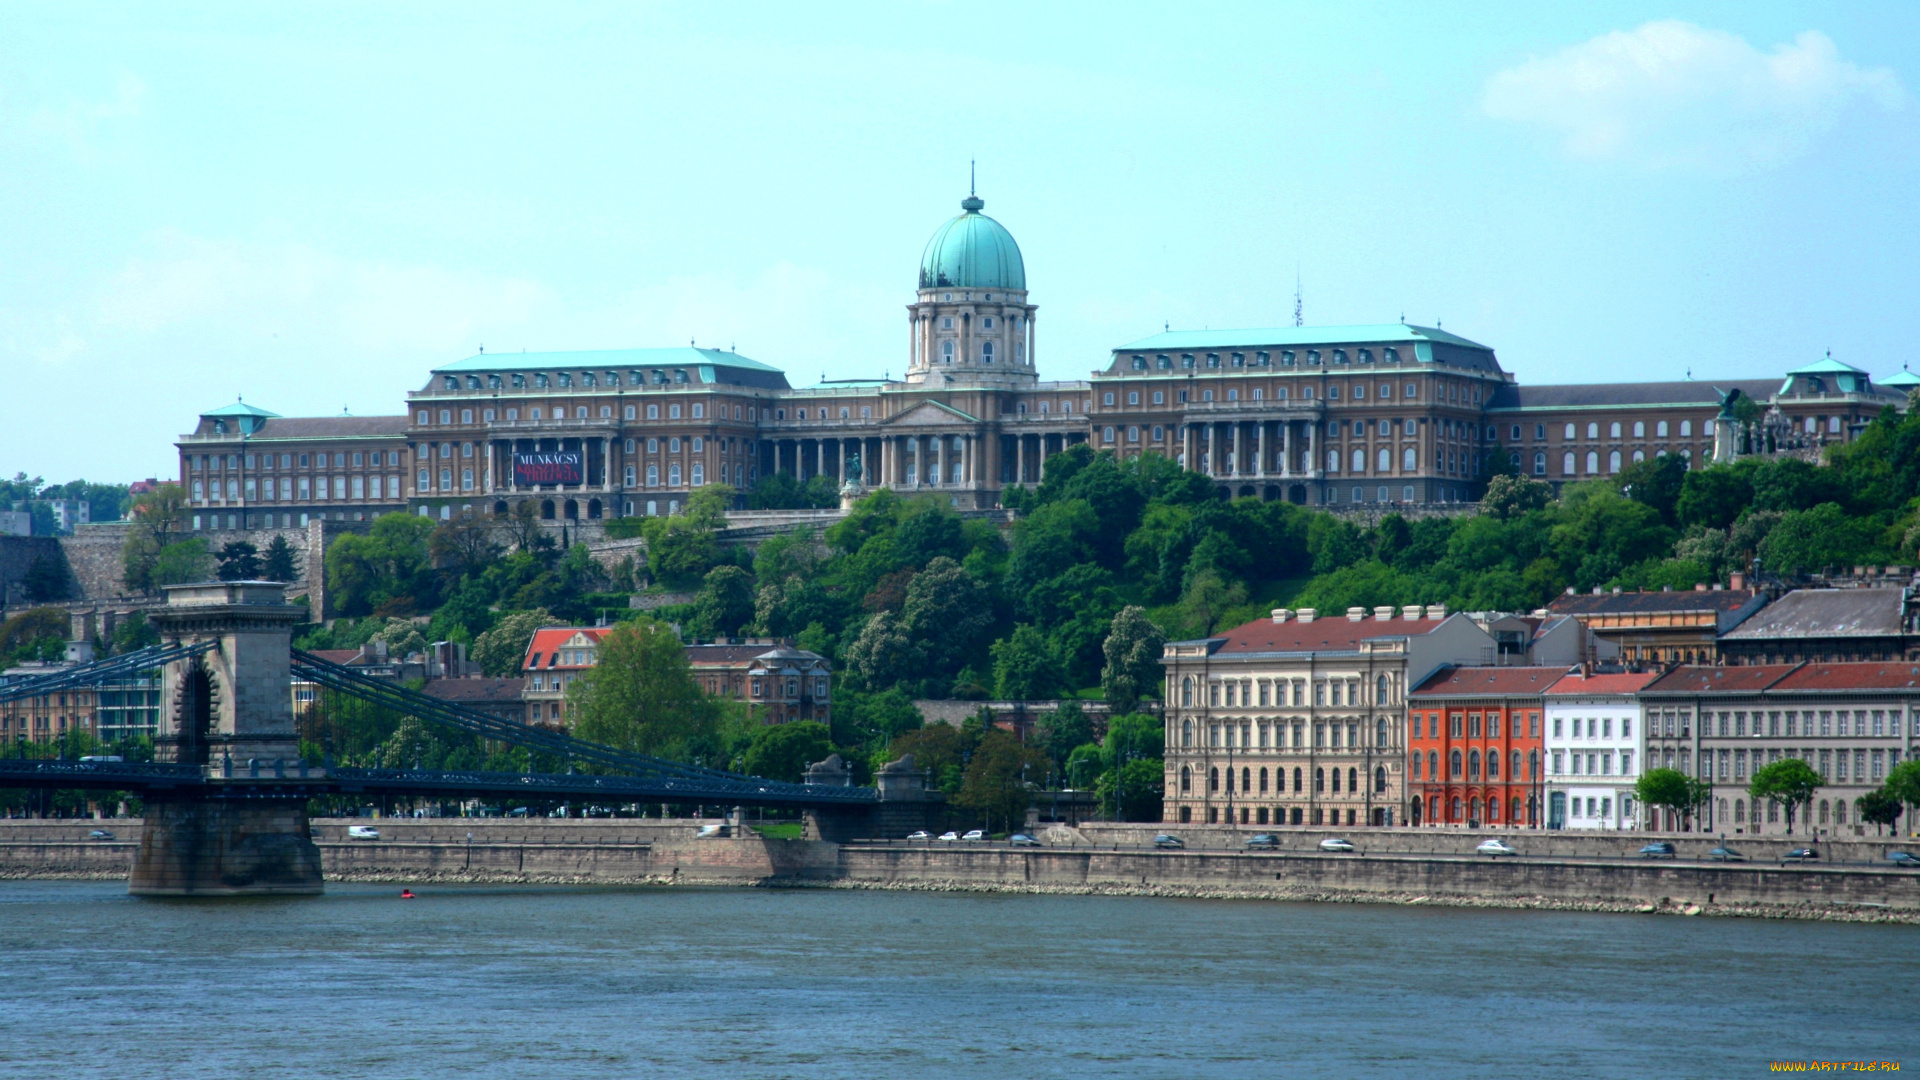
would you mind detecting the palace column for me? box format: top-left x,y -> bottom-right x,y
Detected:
1231,423 -> 1241,478
935,435 -> 947,487
1254,422 -> 1265,479
1307,422 -> 1318,477
1183,424 -> 1195,471
1015,435 -> 1026,485
1281,422 -> 1292,478
816,439 -> 825,480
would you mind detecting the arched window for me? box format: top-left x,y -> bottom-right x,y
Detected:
1181,718 -> 1192,747
1331,768 -> 1341,793
1352,448 -> 1365,473
1470,797 -> 1483,822
1428,750 -> 1438,779
1293,767 -> 1302,792
1374,766 -> 1386,793
941,340 -> 954,363
1376,718 -> 1388,746
1608,450 -> 1621,473
1562,452 -> 1575,475
1377,447 -> 1390,472
1208,767 -> 1220,792
1609,421 -> 1621,438
1487,752 -> 1499,779
1241,767 -> 1251,792
1259,767 -> 1269,793
982,341 -> 994,363
1632,450 -> 1645,463
1182,677 -> 1193,707
690,463 -> 704,486
1450,750 -> 1462,778
1585,451 -> 1599,474
1528,750 -> 1539,780
646,464 -> 659,487
1512,750 -> 1522,778
1314,767 -> 1325,792
1633,421 -> 1645,438
1403,447 -> 1417,470
1734,799 -> 1746,823
1347,767 -> 1357,792
1587,422 -> 1599,439
1488,798 -> 1501,821
668,463 -> 682,487
1512,796 -> 1522,822
1469,750 -> 1481,779
1180,766 -> 1192,793
1451,797 -> 1462,821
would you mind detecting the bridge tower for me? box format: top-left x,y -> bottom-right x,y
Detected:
130,582 -> 324,896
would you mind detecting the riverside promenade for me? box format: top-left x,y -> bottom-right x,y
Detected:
5,819 -> 1915,921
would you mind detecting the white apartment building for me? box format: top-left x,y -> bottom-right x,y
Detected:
1543,670 -> 1659,830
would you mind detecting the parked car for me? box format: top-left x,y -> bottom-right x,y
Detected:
937,831 -> 960,842
1707,846 -> 1747,862
906,830 -> 931,841
78,755 -> 123,763
1319,837 -> 1356,853
1152,833 -> 1184,849
1476,838 -> 1517,857
694,824 -> 731,839
1783,847 -> 1818,863
1887,851 -> 1919,868
1008,833 -> 1041,847
1244,834 -> 1280,849
961,829 -> 987,842
1638,841 -> 1675,859
86,829 -> 115,841
347,825 -> 381,840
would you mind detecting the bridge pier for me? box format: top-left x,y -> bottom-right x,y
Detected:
130,582 -> 322,897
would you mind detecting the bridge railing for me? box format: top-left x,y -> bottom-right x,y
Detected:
0,641 -> 216,706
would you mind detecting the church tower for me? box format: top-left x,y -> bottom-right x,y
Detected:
905,191 -> 1037,388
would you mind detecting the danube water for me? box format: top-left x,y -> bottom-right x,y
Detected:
1,881 -> 1915,1079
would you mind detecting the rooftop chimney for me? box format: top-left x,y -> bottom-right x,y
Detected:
1425,604 -> 1448,620
1347,607 -> 1366,621
1373,605 -> 1395,620
1271,608 -> 1290,623
1729,572 -> 1746,590
1694,583 -> 1709,591
1296,608 -> 1316,623
1402,605 -> 1423,620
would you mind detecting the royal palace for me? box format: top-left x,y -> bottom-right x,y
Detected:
174,191 -> 1917,528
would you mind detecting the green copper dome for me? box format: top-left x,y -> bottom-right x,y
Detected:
918,194 -> 1025,291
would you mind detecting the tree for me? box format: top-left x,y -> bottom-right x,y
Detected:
954,728 -> 1049,833
216,540 -> 261,581
498,501 -> 553,554
844,611 -> 916,691
262,535 -> 300,582
471,608 -> 559,677
1100,606 -> 1165,713
1033,701 -> 1093,774
687,565 -> 755,641
883,722 -> 966,793
22,555 -> 65,603
1636,767 -> 1710,830
430,511 -> 502,580
898,556 -> 992,675
1615,453 -> 1688,526
568,618 -> 721,761
1885,760 -> 1920,811
1749,758 -> 1824,835
325,512 -> 438,616
1857,788 -> 1902,836
149,538 -> 215,588
1676,465 -> 1754,531
638,485 -> 735,585
741,720 -> 832,782
990,624 -> 1063,700
120,482 -> 191,593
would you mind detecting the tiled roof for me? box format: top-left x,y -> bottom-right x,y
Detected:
522,627 -> 609,670
1486,380 -> 1779,411
1544,670 -> 1662,696
1116,323 -> 1494,353
248,416 -> 409,440
1768,662 -> 1920,692
1547,589 -> 1761,616
1720,589 -> 1905,640
1641,665 -> 1799,695
305,649 -> 360,665
1411,666 -> 1567,698
1208,613 -> 1449,655
422,677 -> 527,703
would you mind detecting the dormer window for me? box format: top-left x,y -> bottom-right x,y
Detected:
1231,352 -> 1245,368
466,375 -> 481,389
674,370 -> 688,383
443,376 -> 458,390
557,373 -> 572,388
213,420 -> 227,434
1206,353 -> 1220,369
487,374 -> 501,389
511,374 -> 525,388
1131,355 -> 1147,370
629,370 -> 643,386
1281,350 -> 1295,366
1181,354 -> 1195,369
1156,354 -> 1171,369
535,373 -> 549,388
1333,349 -> 1348,364
1256,351 -> 1270,366
1358,349 -> 1372,364
1383,347 -> 1399,363
1307,350 -> 1320,365
581,372 -> 596,388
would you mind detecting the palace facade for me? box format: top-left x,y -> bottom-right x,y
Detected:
174,192 -> 1918,528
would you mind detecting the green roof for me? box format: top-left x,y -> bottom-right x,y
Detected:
432,347 -> 782,375
1880,367 -> 1920,389
201,401 -> 282,419
1115,323 -> 1493,353
919,194 -> 1025,291
1786,356 -> 1867,377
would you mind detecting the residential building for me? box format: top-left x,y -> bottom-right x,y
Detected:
422,678 -> 529,725
1542,670 -> 1660,830
686,640 -> 832,726
1718,588 -> 1920,665
521,629 -> 831,727
47,499 -> 89,533
1639,662 -> 1915,837
170,192 -> 1913,523
1160,604 -> 1497,828
1544,583 -> 1769,665
1407,666 -> 1555,828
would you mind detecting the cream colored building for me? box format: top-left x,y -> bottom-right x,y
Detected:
1160,606 -> 1497,828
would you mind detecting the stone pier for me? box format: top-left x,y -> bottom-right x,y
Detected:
128,581 -> 323,896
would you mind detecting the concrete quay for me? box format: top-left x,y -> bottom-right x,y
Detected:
4,818 -> 1917,920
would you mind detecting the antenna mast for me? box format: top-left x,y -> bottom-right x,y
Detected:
1293,270 -> 1303,328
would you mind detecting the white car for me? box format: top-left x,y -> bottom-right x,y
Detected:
906,830 -> 931,841
1318,837 -> 1356,853
346,825 -> 381,840
961,829 -> 986,842
938,831 -> 960,842
1476,838 -> 1518,857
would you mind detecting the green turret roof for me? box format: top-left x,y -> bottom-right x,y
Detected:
1878,366 -> 1920,389
918,194 -> 1025,291
201,400 -> 282,419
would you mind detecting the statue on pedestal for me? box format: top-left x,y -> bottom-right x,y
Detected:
839,451 -> 867,509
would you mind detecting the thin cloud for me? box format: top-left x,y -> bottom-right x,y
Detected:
1483,21 -> 1903,169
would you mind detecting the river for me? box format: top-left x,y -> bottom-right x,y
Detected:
0,881 -> 1913,1078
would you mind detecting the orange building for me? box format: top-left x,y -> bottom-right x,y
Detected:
1407,666 -> 1556,828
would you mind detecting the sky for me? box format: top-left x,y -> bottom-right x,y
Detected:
3,2 -> 1917,484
